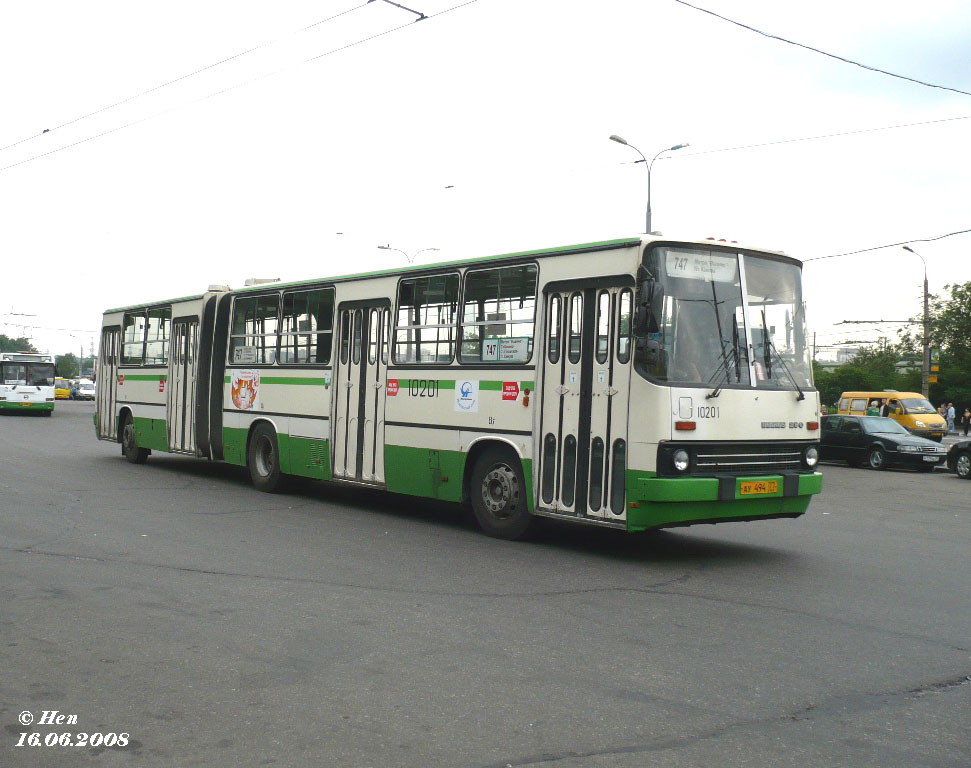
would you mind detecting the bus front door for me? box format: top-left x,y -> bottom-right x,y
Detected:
97,327 -> 120,440
538,283 -> 633,522
333,302 -> 390,484
167,320 -> 198,453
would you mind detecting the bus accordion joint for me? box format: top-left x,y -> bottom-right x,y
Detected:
675,421 -> 696,431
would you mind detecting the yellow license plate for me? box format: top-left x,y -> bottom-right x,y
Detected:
740,480 -> 778,495
19,402 -> 31,407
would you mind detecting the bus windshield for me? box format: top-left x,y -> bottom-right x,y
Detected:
638,246 -> 813,390
1,362 -> 55,386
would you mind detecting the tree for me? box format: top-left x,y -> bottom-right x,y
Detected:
898,281 -> 971,410
0,334 -> 38,353
56,353 -> 80,378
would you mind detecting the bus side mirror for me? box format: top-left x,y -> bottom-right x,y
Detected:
634,281 -> 665,335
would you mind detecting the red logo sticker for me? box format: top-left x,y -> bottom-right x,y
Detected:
118,374 -> 124,385
502,381 -> 520,401
387,379 -> 399,396
159,380 -> 165,393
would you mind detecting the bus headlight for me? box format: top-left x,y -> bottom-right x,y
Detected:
914,420 -> 926,428
803,446 -> 818,468
673,449 -> 690,472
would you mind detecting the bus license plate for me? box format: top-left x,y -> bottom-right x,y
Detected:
740,480 -> 778,495
19,402 -> 31,407
931,433 -> 943,438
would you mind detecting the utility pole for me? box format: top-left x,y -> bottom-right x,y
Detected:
903,246 -> 930,399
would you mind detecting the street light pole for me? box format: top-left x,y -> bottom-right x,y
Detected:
377,245 -> 439,264
609,135 -> 689,234
902,245 -> 930,398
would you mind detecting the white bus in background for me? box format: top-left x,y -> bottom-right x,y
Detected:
95,236 -> 822,539
0,352 -> 56,415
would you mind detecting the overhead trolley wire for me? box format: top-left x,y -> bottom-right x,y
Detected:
0,2 -> 370,155
804,228 -> 971,262
672,0 -> 971,98
0,0 -> 480,176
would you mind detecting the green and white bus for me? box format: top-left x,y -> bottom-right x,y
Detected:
1,352 -> 56,414
95,236 -> 822,538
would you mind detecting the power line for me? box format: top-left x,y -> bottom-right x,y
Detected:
0,3 -> 369,155
803,228 -> 971,262
671,0 -> 971,98
0,0 -> 479,176
673,114 -> 971,159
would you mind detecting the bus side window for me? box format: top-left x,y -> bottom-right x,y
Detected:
122,311 -> 146,365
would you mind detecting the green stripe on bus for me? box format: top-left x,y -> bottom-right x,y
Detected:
122,374 -> 168,381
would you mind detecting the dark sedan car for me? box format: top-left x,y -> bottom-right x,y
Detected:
820,415 -> 948,471
946,439 -> 971,479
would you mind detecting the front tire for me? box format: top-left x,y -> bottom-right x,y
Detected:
469,448 -> 535,540
867,446 -> 887,471
955,451 -> 971,480
121,415 -> 149,464
247,423 -> 283,492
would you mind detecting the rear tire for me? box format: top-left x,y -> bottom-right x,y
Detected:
867,446 -> 886,471
469,448 -> 535,540
955,451 -> 971,480
247,423 -> 283,492
121,414 -> 149,464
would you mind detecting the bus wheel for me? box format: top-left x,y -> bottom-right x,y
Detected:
470,448 -> 535,540
867,446 -> 886,471
248,423 -> 282,492
121,415 -> 149,464
955,451 -> 971,480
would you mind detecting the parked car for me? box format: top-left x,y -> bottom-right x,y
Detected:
820,414 -> 947,471
77,379 -> 96,401
54,378 -> 72,399
946,439 -> 971,479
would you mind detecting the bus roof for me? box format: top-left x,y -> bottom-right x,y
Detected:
103,235 -> 798,312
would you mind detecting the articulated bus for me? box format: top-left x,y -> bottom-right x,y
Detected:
95,236 -> 822,538
1,352 -> 56,414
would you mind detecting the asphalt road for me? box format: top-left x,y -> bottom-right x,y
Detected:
2,401 -> 969,768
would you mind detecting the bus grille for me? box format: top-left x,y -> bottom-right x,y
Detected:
695,447 -> 803,474
657,441 -> 814,477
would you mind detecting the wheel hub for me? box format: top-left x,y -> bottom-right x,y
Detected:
481,465 -> 519,517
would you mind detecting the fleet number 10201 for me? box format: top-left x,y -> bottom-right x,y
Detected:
697,406 -> 720,418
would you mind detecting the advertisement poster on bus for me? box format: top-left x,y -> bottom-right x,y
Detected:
231,370 -> 261,410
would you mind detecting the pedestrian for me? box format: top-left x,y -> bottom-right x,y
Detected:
947,402 -> 956,433
962,408 -> 971,437
866,400 -> 880,416
879,398 -> 891,417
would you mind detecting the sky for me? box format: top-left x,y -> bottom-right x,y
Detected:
1,0 -> 969,362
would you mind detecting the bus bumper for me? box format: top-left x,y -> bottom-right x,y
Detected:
0,400 -> 54,412
625,472 -> 823,532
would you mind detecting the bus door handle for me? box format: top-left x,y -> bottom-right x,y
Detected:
604,386 -> 618,397
374,381 -> 383,389
555,385 -> 570,395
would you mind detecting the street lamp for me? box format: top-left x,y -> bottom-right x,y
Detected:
609,135 -> 689,234
902,245 -> 930,398
68,333 -> 84,380
377,245 -> 440,264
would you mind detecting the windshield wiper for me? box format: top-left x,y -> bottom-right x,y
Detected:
762,336 -> 805,401
707,321 -> 742,399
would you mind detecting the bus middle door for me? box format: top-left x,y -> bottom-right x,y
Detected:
333,302 -> 389,483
